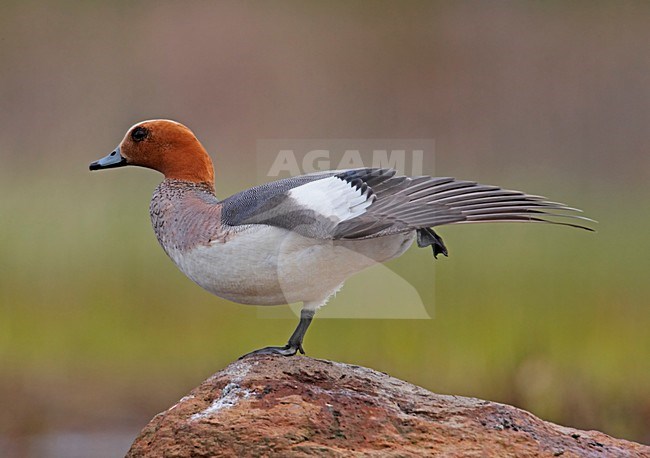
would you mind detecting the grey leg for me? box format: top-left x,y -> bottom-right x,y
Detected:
240,309 -> 315,358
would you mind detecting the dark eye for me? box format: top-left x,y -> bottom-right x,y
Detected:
131,127 -> 148,142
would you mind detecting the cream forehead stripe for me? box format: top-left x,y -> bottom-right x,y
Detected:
126,119 -> 185,132
132,119 -> 184,127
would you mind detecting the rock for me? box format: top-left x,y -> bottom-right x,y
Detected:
127,356 -> 649,457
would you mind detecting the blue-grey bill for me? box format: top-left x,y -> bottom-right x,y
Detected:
89,146 -> 127,170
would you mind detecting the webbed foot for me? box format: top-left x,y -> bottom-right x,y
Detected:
417,227 -> 448,258
239,308 -> 314,360
239,343 -> 304,359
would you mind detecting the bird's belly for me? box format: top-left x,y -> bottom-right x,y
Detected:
165,226 -> 414,306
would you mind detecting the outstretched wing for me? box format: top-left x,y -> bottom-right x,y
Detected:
221,168 -> 594,239
333,169 -> 594,238
220,169 -> 376,238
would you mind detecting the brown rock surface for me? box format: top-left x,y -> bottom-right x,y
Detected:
127,356 -> 649,457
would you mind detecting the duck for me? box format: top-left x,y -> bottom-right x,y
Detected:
90,119 -> 593,357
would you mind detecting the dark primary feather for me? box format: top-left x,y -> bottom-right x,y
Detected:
333,168 -> 594,239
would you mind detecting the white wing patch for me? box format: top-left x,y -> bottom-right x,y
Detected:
288,176 -> 375,223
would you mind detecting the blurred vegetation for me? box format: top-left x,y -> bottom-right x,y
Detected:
0,0 -> 649,455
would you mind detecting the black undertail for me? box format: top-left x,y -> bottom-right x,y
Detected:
417,227 -> 448,259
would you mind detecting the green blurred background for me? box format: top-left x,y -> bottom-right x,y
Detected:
1,1 -> 649,456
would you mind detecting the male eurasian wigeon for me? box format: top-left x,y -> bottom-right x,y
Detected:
90,120 -> 592,357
